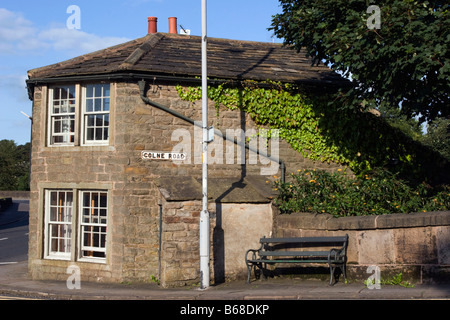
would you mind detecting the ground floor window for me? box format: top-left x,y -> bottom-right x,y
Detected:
80,191 -> 108,259
44,189 -> 108,262
45,190 -> 73,259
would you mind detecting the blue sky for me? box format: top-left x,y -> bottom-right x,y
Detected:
0,0 -> 284,145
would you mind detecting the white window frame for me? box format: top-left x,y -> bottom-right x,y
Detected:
43,188 -> 109,264
47,83 -> 112,147
44,190 -> 74,260
78,190 -> 108,262
81,84 -> 110,146
48,85 -> 77,146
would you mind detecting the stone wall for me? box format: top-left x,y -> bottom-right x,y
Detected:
28,80 -> 344,284
274,211 -> 450,283
0,191 -> 30,200
160,198 -> 273,287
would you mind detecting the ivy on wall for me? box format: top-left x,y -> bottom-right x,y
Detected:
176,81 -> 449,183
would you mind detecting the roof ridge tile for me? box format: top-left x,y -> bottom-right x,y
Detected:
120,33 -> 164,70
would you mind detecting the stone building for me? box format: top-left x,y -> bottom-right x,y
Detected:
26,18 -> 349,286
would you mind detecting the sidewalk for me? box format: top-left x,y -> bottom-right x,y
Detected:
0,261 -> 449,300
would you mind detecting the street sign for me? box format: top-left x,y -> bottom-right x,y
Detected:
141,151 -> 186,161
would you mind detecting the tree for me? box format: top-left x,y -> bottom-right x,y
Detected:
0,140 -> 30,191
270,0 -> 449,123
421,117 -> 450,160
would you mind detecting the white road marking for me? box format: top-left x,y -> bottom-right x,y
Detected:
0,262 -> 18,265
0,295 -> 40,300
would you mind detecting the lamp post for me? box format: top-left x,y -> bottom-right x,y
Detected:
199,0 -> 210,290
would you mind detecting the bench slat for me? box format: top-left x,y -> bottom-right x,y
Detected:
260,237 -> 347,244
259,250 -> 331,257
248,259 -> 331,264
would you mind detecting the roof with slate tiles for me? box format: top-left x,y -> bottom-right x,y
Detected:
27,32 -> 349,89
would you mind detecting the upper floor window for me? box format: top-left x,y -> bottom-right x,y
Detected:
83,84 -> 110,144
48,83 -> 110,147
49,86 -> 76,145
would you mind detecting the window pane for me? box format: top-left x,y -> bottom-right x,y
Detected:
86,128 -> 94,141
61,88 -> 67,100
95,84 -> 104,96
100,193 -> 107,207
95,115 -> 103,126
53,88 -> 60,100
95,128 -> 102,140
94,99 -> 102,112
86,99 -> 93,112
103,99 -> 110,112
86,85 -> 94,98
103,85 -> 110,97
87,115 -> 95,126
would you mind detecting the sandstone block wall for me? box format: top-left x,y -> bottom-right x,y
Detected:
160,199 -> 273,287
274,211 -> 450,283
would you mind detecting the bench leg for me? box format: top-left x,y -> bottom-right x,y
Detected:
341,262 -> 347,282
246,261 -> 253,284
329,264 -> 335,286
247,264 -> 265,284
329,262 -> 346,285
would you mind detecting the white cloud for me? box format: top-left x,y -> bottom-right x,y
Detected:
38,28 -> 130,56
0,8 -> 130,56
0,8 -> 39,54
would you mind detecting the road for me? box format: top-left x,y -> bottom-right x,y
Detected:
0,200 -> 31,300
0,200 -> 29,266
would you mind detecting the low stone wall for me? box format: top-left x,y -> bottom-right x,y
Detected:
0,191 -> 30,200
274,211 -> 450,283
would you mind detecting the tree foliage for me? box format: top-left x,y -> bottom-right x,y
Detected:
270,0 -> 449,122
0,140 -> 30,191
421,117 -> 450,160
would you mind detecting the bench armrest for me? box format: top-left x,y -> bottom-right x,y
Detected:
328,248 -> 345,263
245,249 -> 259,264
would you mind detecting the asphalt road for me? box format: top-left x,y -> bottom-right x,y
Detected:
0,200 -> 29,265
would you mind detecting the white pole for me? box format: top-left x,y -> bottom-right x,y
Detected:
200,0 -> 210,290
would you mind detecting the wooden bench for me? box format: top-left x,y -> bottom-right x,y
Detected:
245,235 -> 348,285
